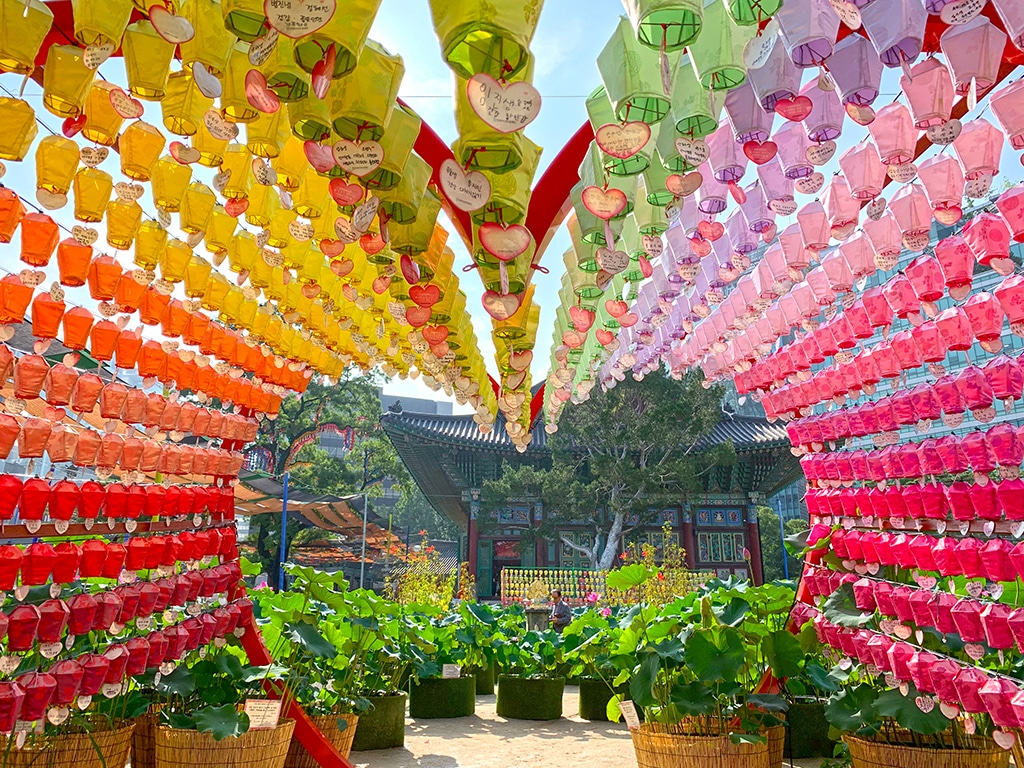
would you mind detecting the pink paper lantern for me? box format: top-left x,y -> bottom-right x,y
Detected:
756,156 -> 795,207
778,223 -> 812,271
775,0 -> 840,68
838,140 -> 887,200
861,0 -> 927,68
904,255 -> 945,303
799,79 -> 843,143
820,175 -> 859,238
825,32 -> 882,106
725,81 -> 773,144
739,181 -> 775,233
989,80 -> 1024,150
695,163 -> 729,214
726,209 -> 757,254
863,212 -> 904,270
707,125 -> 747,184
995,185 -> 1024,240
940,16 -> 1007,96
900,57 -> 954,129
996,273 -> 1024,326
916,154 -> 964,223
934,306 -> 974,351
980,678 -> 1023,728
934,234 -> 975,301
993,0 -> 1024,50
746,32 -> 800,112
953,118 -> 1002,182
821,249 -> 854,293
774,119 -> 813,179
963,291 -> 1005,351
962,211 -> 1013,276
796,201 -> 831,251
868,103 -> 917,166
839,230 -> 877,279
888,183 -> 931,241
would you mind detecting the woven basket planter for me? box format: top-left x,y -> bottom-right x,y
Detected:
132,711 -> 161,768
2,721 -> 135,768
495,676 -> 564,721
283,713 -> 358,768
784,701 -> 835,759
630,724 -> 771,768
154,720 -> 295,768
409,676 -> 476,719
350,693 -> 406,752
766,724 -> 785,768
845,735 -> 1011,768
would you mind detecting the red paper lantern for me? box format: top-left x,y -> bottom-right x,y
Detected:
70,372 -> 103,413
13,354 -> 48,400
138,582 -> 160,616
93,592 -> 122,631
6,605 -> 39,651
78,481 -> 105,519
146,631 -> 168,668
49,660 -> 83,705
125,636 -> 150,676
78,654 -> 110,697
126,538 -> 150,572
116,584 -> 141,624
79,540 -> 107,578
101,543 -> 126,579
15,672 -> 55,722
21,542 -> 56,586
52,542 -> 81,584
49,479 -> 80,520
0,416 -> 19,460
66,593 -> 98,636
36,598 -> 69,644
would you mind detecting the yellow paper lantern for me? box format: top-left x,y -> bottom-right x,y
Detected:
161,70 -> 213,137
36,136 -> 79,195
429,0 -> 538,80
106,199 -> 143,250
292,167 -> 330,219
42,46 -> 95,119
161,238 -> 193,282
180,182 -> 217,234
249,249 -> 272,288
204,206 -> 237,258
70,0 -> 132,48
390,192 -> 442,255
228,231 -> 258,274
312,196 -> 340,242
297,246 -> 323,285
245,183 -> 278,229
453,72 -> 529,173
328,41 -> 404,141
151,156 -> 193,212
123,20 -> 175,100
221,286 -> 247,323
193,122 -> 228,166
261,37 -> 309,103
365,104 -> 422,191
476,136 -> 541,225
0,0 -> 52,75
134,221 -> 168,270
268,208 -> 297,250
247,108 -> 291,158
287,92 -> 332,142
183,254 -> 213,297
120,121 -> 166,182
220,144 -> 253,200
0,98 -> 38,161
81,82 -> 125,147
201,270 -> 231,310
181,0 -> 235,75
380,154 -> 430,224
293,0 -> 382,77
222,43 -> 260,124
72,168 -> 113,223
271,137 -> 308,191
221,0 -> 266,42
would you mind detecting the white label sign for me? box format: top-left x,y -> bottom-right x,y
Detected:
619,700 -> 641,730
442,664 -> 461,679
244,699 -> 282,730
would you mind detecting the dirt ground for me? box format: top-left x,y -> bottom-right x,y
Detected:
350,686 -> 826,768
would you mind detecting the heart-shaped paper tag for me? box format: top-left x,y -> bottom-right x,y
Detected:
581,186 -> 627,220
665,171 -> 703,198
330,258 -> 354,277
360,231 -> 386,256
304,141 -> 336,173
596,247 -> 629,274
245,69 -> 281,114
481,290 -> 521,320
466,74 -> 541,134
169,141 -> 200,165
204,110 -> 239,141
248,28 -> 280,67
334,216 -> 360,243
149,5 -> 195,43
478,222 -> 531,261
774,95 -> 813,122
409,284 -> 441,308
794,173 -> 825,195
509,349 -> 533,372
109,88 -> 144,119
805,141 -> 837,166
743,140 -> 778,165
288,220 -> 314,242
569,306 -> 595,333
595,121 -> 651,160
925,119 -> 961,145
333,139 -> 384,177
674,137 -> 709,167
84,42 -> 115,70
329,178 -> 363,206
439,159 -> 490,212
80,146 -> 109,167
71,225 -> 98,246
263,0 -> 336,38
351,196 -> 379,233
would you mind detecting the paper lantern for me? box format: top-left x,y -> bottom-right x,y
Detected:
837,141 -> 885,201
901,57 -> 953,129
90,320 -> 120,361
32,293 -> 64,340
204,206 -> 237,257
868,103 -> 916,166
934,235 -> 975,300
861,0 -> 926,67
953,118 -> 1002,183
220,144 -> 253,200
889,183 -> 931,241
991,80 -> 1024,152
245,182 -> 278,228
220,43 -> 261,124
287,90 -> 332,143
941,16 -> 1006,97
0,189 -> 22,244
774,119 -> 812,179
0,98 -> 38,161
0,0 -> 52,75
366,104 -> 424,191
826,32 -> 881,107
381,154 -> 433,224
257,37 -> 308,104
82,81 -> 126,147
105,199 -> 142,251
151,156 -> 192,213
120,121 -> 166,182
70,0 -> 132,48
247,108 -> 291,158
745,31 -> 799,112
0,275 -> 31,324
687,0 -> 754,90
429,0 -> 536,78
36,135 -> 79,195
42,45 -> 94,118
776,0 -> 839,68
220,0 -> 265,42
134,221 -> 168,270
57,240 -> 92,289
180,182 -> 217,235
123,20 -> 174,100
724,81 -> 772,144
799,79 -> 843,143
20,212 -> 59,267
668,61 -> 720,139
161,70 -> 213,137
917,154 -> 964,223
962,212 -> 1012,274
72,168 -> 112,223
329,41 -> 404,140
796,201 -> 831,251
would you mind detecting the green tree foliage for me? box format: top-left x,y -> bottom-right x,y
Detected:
758,507 -> 808,582
481,371 -> 734,570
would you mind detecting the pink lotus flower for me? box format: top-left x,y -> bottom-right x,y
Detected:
586,592 -> 600,603
601,607 -> 612,617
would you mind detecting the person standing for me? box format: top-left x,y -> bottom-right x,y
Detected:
549,589 -> 572,633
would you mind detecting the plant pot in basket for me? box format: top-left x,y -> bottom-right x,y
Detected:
283,713 -> 358,768
578,678 -> 619,722
845,735 -> 1010,768
784,700 -> 834,759
154,720 -> 295,768
3,721 -> 135,768
132,710 -> 161,768
350,693 -> 406,752
495,675 -> 565,721
630,723 -> 771,768
473,663 -> 495,695
409,676 -> 475,719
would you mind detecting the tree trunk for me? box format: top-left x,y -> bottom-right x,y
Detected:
596,512 -> 626,570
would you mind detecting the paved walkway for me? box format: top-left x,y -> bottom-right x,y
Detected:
350,687 -> 826,768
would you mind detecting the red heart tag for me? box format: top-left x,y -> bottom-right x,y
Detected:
774,95 -> 813,122
743,140 -> 778,165
409,284 -> 441,308
569,306 -> 595,333
596,329 -> 615,345
224,198 -> 249,217
303,141 -> 336,173
320,239 -> 345,257
311,44 -> 336,100
62,115 -> 87,139
245,69 -> 280,114
359,231 -> 386,256
638,255 -> 653,278
605,300 -> 628,318
329,258 -> 354,277
399,255 -> 420,285
406,305 -> 432,327
329,178 -> 363,206
372,275 -> 391,294
422,325 -> 449,345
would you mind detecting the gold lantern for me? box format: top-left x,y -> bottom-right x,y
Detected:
328,41 -> 404,141
249,248 -> 273,288
261,37 -> 309,103
247,108 -> 291,158
151,156 -> 193,212
161,70 -> 213,137
453,75 -> 525,174
119,122 -> 166,182
245,183 -> 277,229
221,0 -> 266,42
476,135 -> 541,225
42,46 -> 95,119
288,90 -> 332,142
220,285 -> 246,322
267,208 -> 297,250
70,0 -> 132,48
0,98 -> 38,161
134,221 -> 168,270
201,271 -> 231,310
390,193 -> 442,255
193,122 -> 228,167
0,0 -> 53,76
82,82 -> 125,146
221,43 -> 260,123
180,0 -> 235,75
204,206 -> 237,258
380,154 -> 430,224
272,137 -> 308,191
106,199 -> 143,250
180,182 -> 217,234
293,0 -> 382,78
36,136 -> 79,195
365,104 -> 422,191
312,196 -> 339,241
72,168 -> 113,223
183,254 -> 213,297
161,238 -> 193,282
220,144 -> 253,200
292,167 -> 330,219
228,231 -> 258,273
123,20 -> 175,100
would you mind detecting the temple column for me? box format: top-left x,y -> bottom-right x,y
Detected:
681,505 -> 696,570
746,503 -> 764,585
468,490 -> 480,578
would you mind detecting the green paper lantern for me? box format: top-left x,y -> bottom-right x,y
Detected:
585,86 -> 654,177
328,41 -> 404,141
364,104 -> 422,191
379,153 -> 431,224
727,0 -> 784,26
560,248 -> 601,302
622,0 -> 703,51
479,255 -> 531,296
655,118 -> 687,173
618,217 -> 647,283
687,0 -> 755,91
597,16 -> 679,124
389,189 -> 441,254
220,0 -> 265,43
569,181 -> 625,247
428,0 -> 541,80
642,151 -> 675,206
671,57 -> 720,137
293,0 -> 382,78
453,64 -> 534,174
474,135 -> 542,225
632,179 -> 667,234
